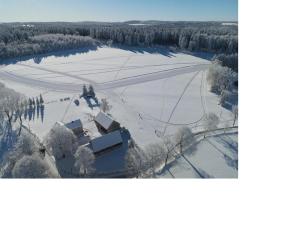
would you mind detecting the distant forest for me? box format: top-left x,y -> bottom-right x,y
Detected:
0,21 -> 238,71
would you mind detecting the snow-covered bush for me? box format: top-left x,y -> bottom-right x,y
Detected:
12,154 -> 54,178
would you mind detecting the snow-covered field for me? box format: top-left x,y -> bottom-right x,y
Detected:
158,129 -> 238,178
0,46 -> 237,177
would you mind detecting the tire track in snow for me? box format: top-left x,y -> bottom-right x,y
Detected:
0,64 -> 210,93
162,70 -> 203,136
17,63 -> 95,84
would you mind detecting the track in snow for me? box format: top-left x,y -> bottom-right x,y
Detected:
0,63 -> 210,93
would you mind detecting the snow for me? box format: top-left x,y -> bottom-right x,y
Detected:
158,130 -> 238,178
222,22 -> 238,26
0,46 -> 237,177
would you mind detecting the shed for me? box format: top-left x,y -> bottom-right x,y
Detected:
94,112 -> 120,133
65,119 -> 83,135
90,130 -> 123,154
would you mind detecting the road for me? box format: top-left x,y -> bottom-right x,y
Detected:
0,63 -> 210,93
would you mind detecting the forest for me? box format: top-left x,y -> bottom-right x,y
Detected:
0,22 -> 238,71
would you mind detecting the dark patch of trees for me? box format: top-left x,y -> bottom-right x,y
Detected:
0,22 -> 238,70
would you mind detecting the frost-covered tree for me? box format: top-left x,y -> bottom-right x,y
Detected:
44,124 -> 78,160
0,84 -> 24,126
82,84 -> 88,97
204,113 -> 220,133
0,130 -> 52,178
145,142 -> 167,175
125,146 -> 142,177
39,94 -> 44,105
36,97 -> 40,106
207,63 -> 236,94
28,98 -> 33,108
14,132 -> 40,155
12,154 -> 54,178
232,105 -> 238,126
101,98 -> 110,112
174,127 -> 195,154
0,22 -> 237,66
74,146 -> 95,177
162,136 -> 176,167
32,97 -> 35,106
88,84 -> 95,98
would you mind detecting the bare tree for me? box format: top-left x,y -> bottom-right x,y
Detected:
162,136 -> 176,167
174,127 -> 195,154
44,124 -> 78,160
74,146 -> 95,177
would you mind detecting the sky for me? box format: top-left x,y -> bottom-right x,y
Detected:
0,0 -> 238,22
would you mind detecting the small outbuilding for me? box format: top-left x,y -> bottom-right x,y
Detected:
90,130 -> 123,155
64,119 -> 83,135
94,112 -> 120,133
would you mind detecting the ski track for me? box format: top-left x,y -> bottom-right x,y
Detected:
162,70 -> 203,135
0,64 -> 210,93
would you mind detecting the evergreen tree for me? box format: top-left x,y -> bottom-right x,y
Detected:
82,84 -> 88,97
39,94 -> 44,105
88,85 -> 95,98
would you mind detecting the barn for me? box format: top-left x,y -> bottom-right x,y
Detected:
90,130 -> 123,155
94,112 -> 120,133
64,119 -> 83,136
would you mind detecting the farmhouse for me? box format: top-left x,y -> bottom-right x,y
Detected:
90,130 -> 123,154
94,112 -> 120,133
64,119 -> 83,135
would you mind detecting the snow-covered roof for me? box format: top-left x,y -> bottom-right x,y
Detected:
90,130 -> 123,153
95,112 -> 114,130
65,119 -> 83,130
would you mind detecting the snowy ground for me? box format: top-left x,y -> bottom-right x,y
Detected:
158,129 -> 238,178
0,46 -> 237,177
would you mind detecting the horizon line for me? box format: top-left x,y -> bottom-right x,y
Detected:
0,20 -> 238,24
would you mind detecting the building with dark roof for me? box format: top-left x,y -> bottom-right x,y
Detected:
90,130 -> 123,154
64,119 -> 83,135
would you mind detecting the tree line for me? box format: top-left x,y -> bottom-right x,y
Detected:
0,22 -> 237,70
